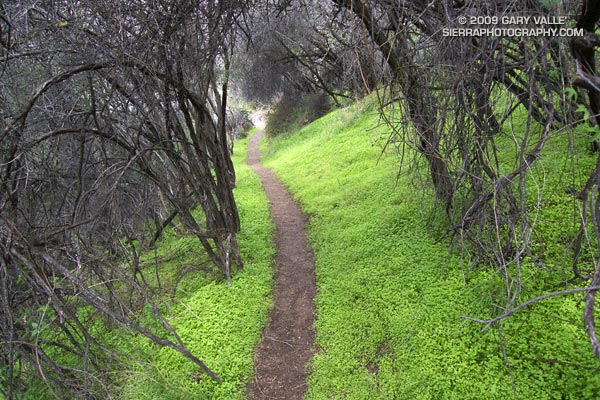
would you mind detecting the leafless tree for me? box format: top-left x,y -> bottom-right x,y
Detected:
234,0 -> 385,105
1,0 -> 246,397
570,0 -> 600,362
331,0 -> 600,366
330,0 -> 581,278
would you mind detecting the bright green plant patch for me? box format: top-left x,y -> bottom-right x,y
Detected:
117,132 -> 274,400
262,98 -> 600,399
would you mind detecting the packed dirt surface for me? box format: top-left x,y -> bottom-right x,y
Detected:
246,131 -> 316,400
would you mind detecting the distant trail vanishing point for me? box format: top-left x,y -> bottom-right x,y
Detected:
246,130 -> 316,400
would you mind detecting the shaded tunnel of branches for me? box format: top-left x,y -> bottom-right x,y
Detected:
4,0 -> 600,397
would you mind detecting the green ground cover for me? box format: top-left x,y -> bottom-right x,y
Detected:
117,132 -> 274,399
261,98 -> 600,399
14,99 -> 600,400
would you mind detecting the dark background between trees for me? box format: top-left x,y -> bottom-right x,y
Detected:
3,0 -> 600,398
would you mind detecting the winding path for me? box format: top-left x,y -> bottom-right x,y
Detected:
246,131 -> 316,400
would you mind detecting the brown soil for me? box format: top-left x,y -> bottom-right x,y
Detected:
246,131 -> 317,400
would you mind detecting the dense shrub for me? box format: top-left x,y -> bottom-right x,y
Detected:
265,92 -> 331,137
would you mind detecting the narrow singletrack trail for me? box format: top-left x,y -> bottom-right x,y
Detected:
246,130 -> 316,400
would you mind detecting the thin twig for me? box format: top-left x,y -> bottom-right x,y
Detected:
463,286 -> 600,332
265,336 -> 294,348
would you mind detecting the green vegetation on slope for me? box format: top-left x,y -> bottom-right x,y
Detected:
117,132 -> 274,399
261,98 -> 600,399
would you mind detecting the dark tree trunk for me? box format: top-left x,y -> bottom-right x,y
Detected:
333,0 -> 454,206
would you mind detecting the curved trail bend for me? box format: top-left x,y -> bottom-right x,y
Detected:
246,131 -> 316,400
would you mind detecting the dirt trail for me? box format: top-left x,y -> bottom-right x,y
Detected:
246,131 -> 316,400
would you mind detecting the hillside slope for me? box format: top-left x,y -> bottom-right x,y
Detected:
261,99 -> 600,399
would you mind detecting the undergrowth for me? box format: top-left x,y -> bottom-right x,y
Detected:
261,96 -> 600,399
115,132 -> 274,399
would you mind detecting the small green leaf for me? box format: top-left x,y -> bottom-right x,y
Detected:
576,104 -> 590,121
564,87 -> 578,102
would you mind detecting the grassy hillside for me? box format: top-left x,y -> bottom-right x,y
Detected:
261,98 -> 600,399
116,132 -> 275,399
